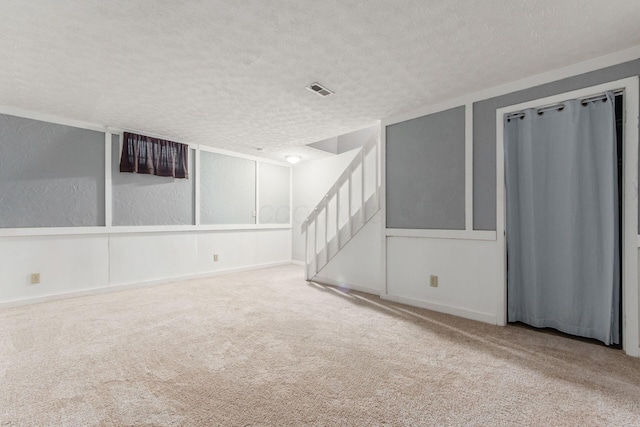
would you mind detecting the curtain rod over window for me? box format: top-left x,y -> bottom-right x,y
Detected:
120,132 -> 189,179
506,89 -> 624,121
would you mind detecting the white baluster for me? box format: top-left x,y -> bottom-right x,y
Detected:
336,184 -> 340,248
361,149 -> 365,221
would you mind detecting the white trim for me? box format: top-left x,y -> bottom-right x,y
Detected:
380,122 -> 388,297
622,78 -> 640,357
495,106 -> 507,326
0,223 -> 292,238
194,146 -> 201,226
0,260 -> 292,309
0,119 -> 295,236
465,103 -> 473,231
386,229 -> 496,241
382,44 -> 640,127
104,132 -> 112,227
0,104 -> 106,132
106,126 -> 198,149
0,107 -> 286,166
289,165 -> 294,228
255,161 -> 260,225
496,77 -> 640,357
199,144 -> 290,166
311,276 -> 380,296
291,260 -> 305,266
381,293 -> 497,325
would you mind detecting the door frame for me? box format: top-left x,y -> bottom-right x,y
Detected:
495,77 -> 640,357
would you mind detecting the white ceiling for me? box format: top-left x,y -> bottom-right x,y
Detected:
1,0 -> 640,162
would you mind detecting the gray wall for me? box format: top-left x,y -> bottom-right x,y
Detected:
112,136 -> 195,226
0,114 -> 105,228
386,106 -> 466,230
200,152 -> 256,224
259,163 -> 290,224
473,58 -> 640,230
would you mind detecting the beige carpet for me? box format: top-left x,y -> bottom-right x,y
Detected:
1,265 -> 640,426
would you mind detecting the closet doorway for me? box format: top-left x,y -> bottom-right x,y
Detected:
495,77 -> 640,357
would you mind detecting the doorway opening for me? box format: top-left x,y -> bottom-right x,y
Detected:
615,93 -> 623,347
495,77 -> 640,357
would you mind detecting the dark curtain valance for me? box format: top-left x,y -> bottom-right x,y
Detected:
120,132 -> 189,178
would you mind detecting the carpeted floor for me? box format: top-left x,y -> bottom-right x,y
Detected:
1,264 -> 639,426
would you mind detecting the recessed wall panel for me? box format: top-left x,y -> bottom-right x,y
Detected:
200,152 -> 256,224
259,163 -> 290,224
0,114 -> 105,228
386,106 -> 465,230
112,136 -> 195,226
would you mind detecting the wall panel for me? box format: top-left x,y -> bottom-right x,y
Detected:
259,162 -> 290,224
386,106 -> 465,230
0,114 -> 105,228
112,137 -> 195,226
200,152 -> 256,224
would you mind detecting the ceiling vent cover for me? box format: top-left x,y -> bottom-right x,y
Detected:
305,82 -> 334,97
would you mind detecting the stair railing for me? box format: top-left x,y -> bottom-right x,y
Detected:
302,134 -> 381,280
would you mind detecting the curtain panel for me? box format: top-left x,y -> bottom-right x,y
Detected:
505,91 -> 619,345
120,132 -> 189,178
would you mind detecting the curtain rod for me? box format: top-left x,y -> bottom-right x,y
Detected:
506,89 -> 625,121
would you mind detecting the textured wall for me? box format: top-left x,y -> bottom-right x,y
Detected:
259,163 -> 290,224
111,136 -> 195,226
386,106 -> 465,230
0,113 -> 105,228
473,58 -> 640,230
200,152 -> 256,224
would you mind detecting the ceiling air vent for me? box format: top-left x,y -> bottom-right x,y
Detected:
305,82 -> 334,97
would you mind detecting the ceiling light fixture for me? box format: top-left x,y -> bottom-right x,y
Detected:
285,155 -> 301,164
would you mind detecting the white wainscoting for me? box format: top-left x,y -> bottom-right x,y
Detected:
385,236 -> 499,324
0,229 -> 292,307
314,211 -> 384,295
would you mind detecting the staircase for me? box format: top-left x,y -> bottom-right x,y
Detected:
302,134 -> 381,281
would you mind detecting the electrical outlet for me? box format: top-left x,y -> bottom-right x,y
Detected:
30,273 -> 40,284
429,275 -> 438,288
213,254 -> 219,262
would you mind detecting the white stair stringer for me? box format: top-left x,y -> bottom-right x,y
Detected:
313,209 -> 384,295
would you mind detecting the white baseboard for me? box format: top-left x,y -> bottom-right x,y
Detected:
290,260 -> 305,266
381,293 -> 497,325
0,260 -> 292,309
311,276 -> 380,296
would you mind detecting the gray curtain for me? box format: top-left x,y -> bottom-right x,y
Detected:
505,91 -> 619,345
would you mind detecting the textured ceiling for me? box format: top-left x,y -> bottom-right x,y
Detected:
1,0 -> 640,162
